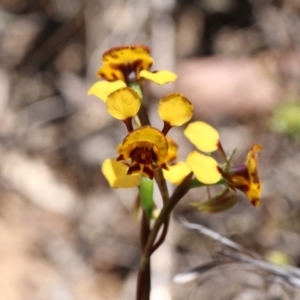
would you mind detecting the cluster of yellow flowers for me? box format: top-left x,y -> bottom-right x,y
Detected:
88,45 -> 262,208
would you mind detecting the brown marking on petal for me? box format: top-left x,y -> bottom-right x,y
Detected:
116,154 -> 125,161
111,73 -> 118,81
230,165 -> 250,180
250,198 -> 260,207
150,148 -> 157,162
234,184 -> 250,193
251,171 -> 260,184
118,140 -> 168,178
142,165 -> 154,179
160,162 -> 169,171
98,71 -> 104,77
128,163 -> 142,174
102,45 -> 151,60
130,146 -> 153,165
100,45 -> 153,82
118,60 -> 144,84
110,52 -> 119,59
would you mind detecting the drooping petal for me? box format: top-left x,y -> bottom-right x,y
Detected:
98,45 -> 153,81
87,80 -> 126,102
139,70 -> 177,85
163,161 -> 191,185
226,144 -> 263,207
230,174 -> 261,208
101,158 -> 141,188
186,151 -> 221,184
246,144 -> 262,183
165,136 -> 178,163
106,87 -> 141,120
184,121 -> 220,153
158,93 -> 194,126
245,182 -> 262,208
245,144 -> 262,207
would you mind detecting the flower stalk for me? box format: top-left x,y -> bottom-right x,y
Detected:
88,44 -> 263,300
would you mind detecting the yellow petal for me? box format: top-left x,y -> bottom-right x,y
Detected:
139,70 -> 177,85
98,45 -> 153,81
88,80 -> 126,102
184,121 -> 220,152
158,93 -> 194,126
231,174 -> 261,208
106,87 -> 141,120
246,144 -> 262,182
245,183 -> 262,208
165,136 -> 178,163
186,151 -> 221,184
163,161 -> 191,185
120,126 -> 168,164
101,158 -> 141,188
97,65 -> 125,82
245,144 -> 262,207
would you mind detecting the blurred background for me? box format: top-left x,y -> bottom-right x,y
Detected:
1,0 -> 300,299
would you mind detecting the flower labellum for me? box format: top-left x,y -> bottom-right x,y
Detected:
117,126 -> 169,179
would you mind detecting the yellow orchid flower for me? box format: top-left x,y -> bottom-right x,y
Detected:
102,136 -> 191,188
184,121 -> 262,206
218,144 -> 262,207
88,45 -> 177,102
101,87 -> 194,184
117,126 -> 169,179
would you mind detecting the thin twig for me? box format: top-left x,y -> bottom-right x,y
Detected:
179,217 -> 255,256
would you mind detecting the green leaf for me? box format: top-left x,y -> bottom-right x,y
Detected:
140,176 -> 154,222
190,189 -> 238,213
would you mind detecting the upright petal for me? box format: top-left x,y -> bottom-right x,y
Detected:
117,126 -> 169,179
184,121 -> 220,153
98,45 -> 153,81
225,144 -> 263,207
102,158 -> 141,188
121,126 -> 168,162
140,70 -> 177,85
158,93 -> 194,126
186,151 -> 221,184
88,80 -> 126,102
106,87 -> 141,120
245,144 -> 263,207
